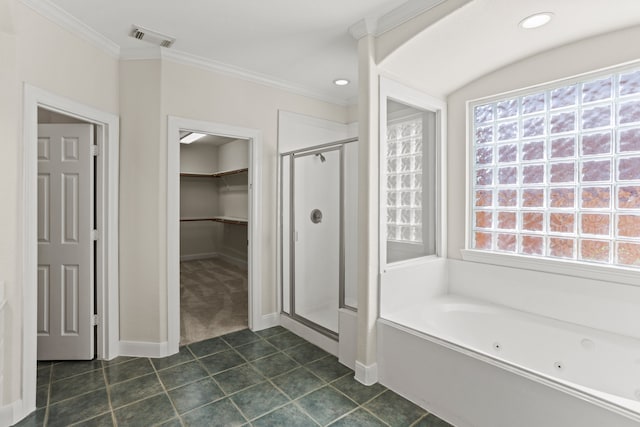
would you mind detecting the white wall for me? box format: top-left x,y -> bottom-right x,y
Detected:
1,0 -> 119,416
119,59 -> 164,343
115,55 -> 350,344
278,110 -> 355,153
179,139 -> 250,262
448,259 -> 640,340
160,59 -> 349,321
4,1 -> 349,421
180,142 -> 220,259
0,1 -> 19,412
218,138 -> 248,172
181,141 -> 219,173
218,139 -> 249,263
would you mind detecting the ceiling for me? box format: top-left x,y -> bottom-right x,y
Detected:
38,0 -> 640,106
381,0 -> 640,98
46,0 -> 412,104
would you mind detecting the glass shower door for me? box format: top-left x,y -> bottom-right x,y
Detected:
291,147 -> 342,335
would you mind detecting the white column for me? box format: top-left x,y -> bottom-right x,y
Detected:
355,34 -> 380,385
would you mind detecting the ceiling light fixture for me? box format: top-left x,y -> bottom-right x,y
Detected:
333,79 -> 350,86
180,132 -> 207,144
519,12 -> 553,29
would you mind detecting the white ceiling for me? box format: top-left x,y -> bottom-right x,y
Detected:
40,0 -> 640,106
47,0 -> 410,104
381,0 -> 640,98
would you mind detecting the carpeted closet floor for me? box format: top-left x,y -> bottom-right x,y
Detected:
180,257 -> 248,346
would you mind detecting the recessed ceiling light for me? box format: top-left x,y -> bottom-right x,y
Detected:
333,79 -> 350,86
519,12 -> 553,29
180,132 -> 207,144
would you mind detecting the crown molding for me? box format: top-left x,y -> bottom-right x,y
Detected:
376,0 -> 446,36
20,0 -> 120,57
160,49 -> 349,107
349,17 -> 378,40
349,0 -> 446,39
22,0 -> 350,106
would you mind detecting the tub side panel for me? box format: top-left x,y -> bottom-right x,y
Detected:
377,320 -> 639,427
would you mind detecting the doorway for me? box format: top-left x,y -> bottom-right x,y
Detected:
22,85 -> 119,416
179,132 -> 250,344
167,117 -> 265,355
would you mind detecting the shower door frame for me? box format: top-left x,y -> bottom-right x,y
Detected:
280,137 -> 357,340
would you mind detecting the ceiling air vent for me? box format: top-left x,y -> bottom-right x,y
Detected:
130,25 -> 175,48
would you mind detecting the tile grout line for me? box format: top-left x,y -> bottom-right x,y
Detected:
55,359 -> 125,427
30,329 -> 436,427
148,357 -> 185,427
42,379 -> 113,426
358,406 -> 394,427
185,343 -> 228,394
43,363 -> 53,427
410,413 -> 432,426
245,336 -> 363,426
176,333 -> 264,423
220,329 -> 325,425
258,378 -> 323,426
100,360 -> 118,427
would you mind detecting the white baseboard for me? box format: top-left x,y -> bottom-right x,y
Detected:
0,399 -> 24,426
180,252 -> 218,262
218,252 -> 248,268
119,340 -> 171,358
280,316 -> 339,357
252,312 -> 279,331
355,361 -> 378,385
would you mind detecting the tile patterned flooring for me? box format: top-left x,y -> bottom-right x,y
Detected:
15,327 -> 453,427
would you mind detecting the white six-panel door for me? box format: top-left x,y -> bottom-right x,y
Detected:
37,123 -> 94,360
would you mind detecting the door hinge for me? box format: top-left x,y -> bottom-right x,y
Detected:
91,229 -> 100,241
92,314 -> 99,326
91,144 -> 100,156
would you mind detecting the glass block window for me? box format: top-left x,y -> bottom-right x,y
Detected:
471,67 -> 640,268
386,115 -> 423,243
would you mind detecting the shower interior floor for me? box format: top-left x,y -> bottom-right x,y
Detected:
180,257 -> 248,346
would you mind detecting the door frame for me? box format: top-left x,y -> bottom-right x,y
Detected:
21,84 -> 120,414
167,116 -> 263,353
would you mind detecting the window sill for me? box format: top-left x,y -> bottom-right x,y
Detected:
460,249 -> 640,288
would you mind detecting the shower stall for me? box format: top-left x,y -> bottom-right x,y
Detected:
280,138 -> 358,339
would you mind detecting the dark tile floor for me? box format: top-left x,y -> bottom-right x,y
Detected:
15,327 -> 454,427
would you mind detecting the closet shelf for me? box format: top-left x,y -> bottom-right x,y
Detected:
180,168 -> 248,178
180,216 -> 248,226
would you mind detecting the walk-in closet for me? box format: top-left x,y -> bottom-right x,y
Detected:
179,132 -> 249,345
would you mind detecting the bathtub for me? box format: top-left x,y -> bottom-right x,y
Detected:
377,295 -> 640,427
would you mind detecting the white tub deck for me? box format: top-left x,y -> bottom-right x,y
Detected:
378,294 -> 640,427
